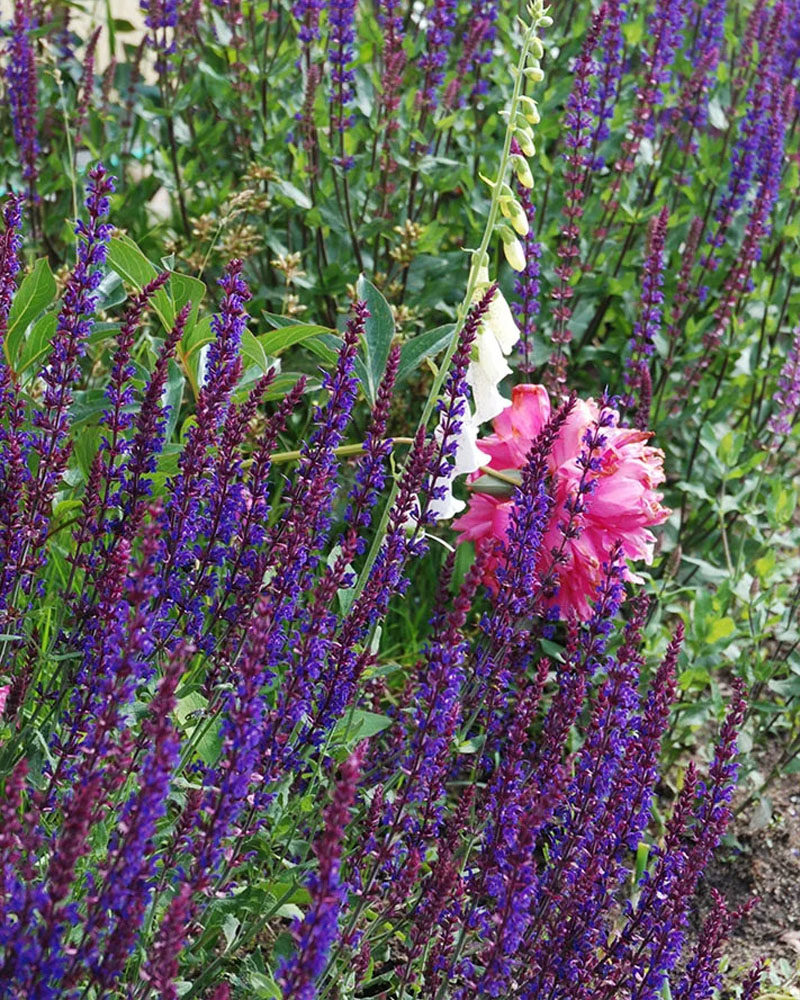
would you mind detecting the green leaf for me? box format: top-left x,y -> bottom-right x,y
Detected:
706,617 -> 736,644
175,690 -> 208,726
107,234 -> 173,327
221,914 -> 239,952
256,372 -> 320,402
6,258 -> 57,369
17,313 -> 58,376
397,324 -> 454,383
304,334 -> 343,366
241,330 -> 271,374
249,972 -> 281,999
72,427 -> 101,479
634,841 -> 650,882
96,269 -> 127,311
169,270 -> 205,338
622,18 -> 643,45
679,667 -> 711,690
258,323 -> 335,357
261,311 -> 299,329
333,709 -> 392,745
194,722 -> 222,766
182,316 -> 214,359
434,112 -> 458,130
717,431 -> 743,467
355,274 -> 395,405
107,236 -> 204,335
539,639 -> 565,662
163,360 -> 185,442
274,178 -> 312,210
767,482 -> 797,527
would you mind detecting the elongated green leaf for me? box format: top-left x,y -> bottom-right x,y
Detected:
333,709 -> 392,746
241,330 -> 270,374
108,234 -> 206,399
96,269 -> 127,311
261,311 -> 298,329
356,274 -> 395,405
258,323 -> 334,357
107,234 -> 173,327
72,426 -> 102,479
260,372 -> 319,401
18,313 -> 58,377
274,178 -> 312,210
397,323 -> 454,383
6,258 -> 57,368
169,270 -> 205,336
304,333 -> 343,366
107,235 -> 204,333
182,316 -> 214,359
163,359 -> 185,442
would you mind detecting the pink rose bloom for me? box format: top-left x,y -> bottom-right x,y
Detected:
452,384 -> 670,617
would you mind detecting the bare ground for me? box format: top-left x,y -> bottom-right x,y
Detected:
696,743 -> 800,981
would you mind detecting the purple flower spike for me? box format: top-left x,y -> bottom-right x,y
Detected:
683,0 -> 727,134
416,0 -> 458,118
328,0 -> 357,168
768,325 -> 800,444
623,206 -> 668,412
549,5 -> 607,387
294,0 -> 326,47
587,0 -> 624,164
612,0 -> 691,177
22,165 -> 115,598
140,0 -> 180,73
0,196 -> 28,623
6,0 -> 39,200
443,17 -> 491,110
376,0 -> 406,201
277,747 -> 364,999
0,194 -> 24,399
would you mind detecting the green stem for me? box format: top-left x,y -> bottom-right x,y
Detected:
267,436 -> 415,465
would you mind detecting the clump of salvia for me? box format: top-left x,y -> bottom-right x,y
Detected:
0,170 -> 754,999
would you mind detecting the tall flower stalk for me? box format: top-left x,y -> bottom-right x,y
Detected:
354,0 -> 553,598
6,0 -> 39,206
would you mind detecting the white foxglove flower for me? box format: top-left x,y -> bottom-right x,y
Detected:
485,278 -> 520,353
466,267 -> 520,424
431,267 -> 521,519
468,325 -> 512,424
453,402 -> 489,475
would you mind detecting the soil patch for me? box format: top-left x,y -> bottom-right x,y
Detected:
697,744 -> 800,973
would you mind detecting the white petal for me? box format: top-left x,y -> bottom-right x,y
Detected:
428,482 -> 466,521
453,408 -> 490,476
487,290 -> 520,354
468,365 -> 509,424
476,326 -> 512,382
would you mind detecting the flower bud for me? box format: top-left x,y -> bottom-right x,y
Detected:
515,126 -> 536,157
510,154 -> 534,189
509,201 -> 529,237
499,196 -> 529,237
499,227 -> 526,271
519,95 -> 541,125
525,60 -> 544,83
